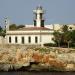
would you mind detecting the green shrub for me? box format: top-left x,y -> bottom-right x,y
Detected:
44,43 -> 57,47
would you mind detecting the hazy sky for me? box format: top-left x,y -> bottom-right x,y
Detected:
0,0 -> 75,27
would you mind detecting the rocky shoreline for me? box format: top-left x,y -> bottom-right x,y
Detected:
0,46 -> 75,71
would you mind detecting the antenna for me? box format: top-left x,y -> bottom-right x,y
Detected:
4,17 -> 10,31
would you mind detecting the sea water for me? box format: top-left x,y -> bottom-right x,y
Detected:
0,71 -> 75,75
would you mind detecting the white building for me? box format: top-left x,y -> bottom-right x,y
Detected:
3,6 -> 75,46
5,6 -> 54,46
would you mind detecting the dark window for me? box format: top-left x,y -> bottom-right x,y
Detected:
35,37 -> 38,43
69,27 -> 72,29
34,20 -> 36,26
41,20 -> 44,27
9,37 -> 11,43
28,36 -> 31,43
52,38 -> 54,41
22,37 -> 24,44
40,13 -> 42,19
15,37 -> 17,43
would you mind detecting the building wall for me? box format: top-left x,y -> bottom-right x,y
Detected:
45,24 -> 54,29
0,36 -> 4,44
25,24 -> 54,30
42,35 -> 54,44
25,25 -> 34,27
6,34 -> 54,45
67,24 -> 75,30
23,24 -> 75,31
6,30 -> 53,35
53,24 -> 63,31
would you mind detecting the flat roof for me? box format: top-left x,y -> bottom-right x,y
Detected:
9,27 -> 53,31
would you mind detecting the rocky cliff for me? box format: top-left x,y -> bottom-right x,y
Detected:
0,47 -> 75,71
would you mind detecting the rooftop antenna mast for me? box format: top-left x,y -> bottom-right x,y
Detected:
4,17 -> 10,31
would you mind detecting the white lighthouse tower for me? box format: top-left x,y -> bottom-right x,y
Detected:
33,6 -> 45,27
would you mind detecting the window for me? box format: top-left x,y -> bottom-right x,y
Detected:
52,38 -> 54,41
15,37 -> 17,43
9,37 -> 11,43
34,20 -> 36,26
35,37 -> 38,43
69,27 -> 72,30
28,36 -> 31,43
41,20 -> 44,27
40,13 -> 42,19
22,37 -> 24,44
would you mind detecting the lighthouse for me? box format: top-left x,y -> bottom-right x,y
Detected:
33,6 -> 45,27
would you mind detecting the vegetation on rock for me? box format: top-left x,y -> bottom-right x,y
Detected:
53,25 -> 75,48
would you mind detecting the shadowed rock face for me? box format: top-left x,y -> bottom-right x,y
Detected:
0,47 -> 75,71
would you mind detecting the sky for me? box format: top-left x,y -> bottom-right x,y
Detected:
0,0 -> 75,27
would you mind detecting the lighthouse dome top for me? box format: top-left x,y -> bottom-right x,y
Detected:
33,6 -> 44,14
36,5 -> 43,10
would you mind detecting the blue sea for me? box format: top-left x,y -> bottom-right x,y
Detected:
0,71 -> 75,75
